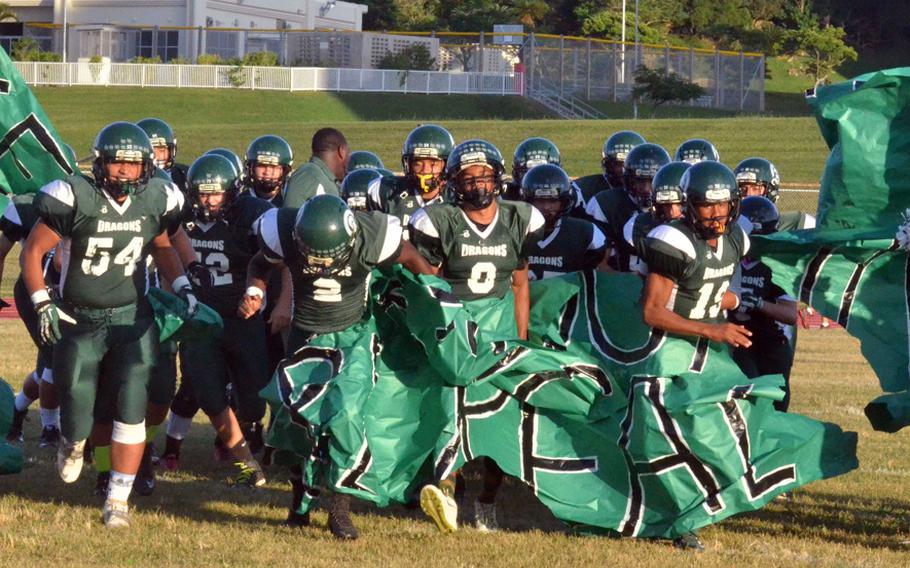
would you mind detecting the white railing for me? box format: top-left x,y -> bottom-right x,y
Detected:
13,61 -> 524,96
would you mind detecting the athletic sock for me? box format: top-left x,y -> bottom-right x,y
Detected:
39,407 -> 60,428
145,424 -> 161,444
439,477 -> 456,498
166,414 -> 192,440
108,471 -> 136,502
14,391 -> 35,412
94,445 -> 112,474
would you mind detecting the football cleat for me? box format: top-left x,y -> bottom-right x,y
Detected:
234,460 -> 266,488
161,453 -> 180,472
94,472 -> 111,498
473,499 -> 499,532
328,494 -> 359,540
38,425 -> 60,449
420,485 -> 458,533
133,445 -> 156,496
102,498 -> 131,529
285,510 -> 310,528
672,532 -> 705,552
6,408 -> 26,443
57,437 -> 86,483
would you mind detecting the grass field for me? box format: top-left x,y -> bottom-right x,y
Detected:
0,322 -> 907,567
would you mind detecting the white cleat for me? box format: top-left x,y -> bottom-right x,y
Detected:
420,485 -> 458,533
102,498 -> 131,528
473,499 -> 500,532
56,437 -> 86,483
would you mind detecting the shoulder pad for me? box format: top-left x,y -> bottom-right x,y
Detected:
40,179 -> 75,207
646,223 -> 697,260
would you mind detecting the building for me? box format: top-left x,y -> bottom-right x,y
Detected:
4,0 -> 369,62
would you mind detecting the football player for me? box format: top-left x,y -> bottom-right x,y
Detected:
136,118 -> 188,192
501,137 -> 561,201
521,163 -> 608,280
1,194 -> 62,447
240,194 -> 433,539
243,135 -> 294,207
368,124 -> 454,230
573,130 -> 645,203
347,150 -> 385,171
674,138 -> 720,164
586,143 -> 670,272
410,139 -> 545,533
729,196 -> 798,410
639,160 -> 752,551
624,161 -> 691,276
734,157 -> 815,231
340,169 -> 383,212
21,122 -> 196,528
283,128 -> 348,209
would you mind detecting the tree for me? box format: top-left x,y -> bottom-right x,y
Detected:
362,0 -> 400,30
0,2 -> 17,22
787,19 -> 857,84
510,0 -> 549,29
632,65 -> 705,117
376,44 -> 436,70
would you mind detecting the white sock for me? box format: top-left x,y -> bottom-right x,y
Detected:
14,391 -> 35,412
166,414 -> 193,440
107,471 -> 136,503
39,407 -> 60,428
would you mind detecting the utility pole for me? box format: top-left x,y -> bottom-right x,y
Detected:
62,0 -> 68,62
620,0 -> 626,83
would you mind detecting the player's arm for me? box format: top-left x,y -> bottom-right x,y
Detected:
240,250 -> 280,319
20,221 -> 60,298
642,271 -> 752,348
394,239 -> 435,275
408,208 -> 443,275
0,234 -> 13,309
512,262 -> 531,340
151,229 -> 198,314
267,264 -> 293,334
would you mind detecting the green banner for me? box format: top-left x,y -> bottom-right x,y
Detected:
264,269 -> 858,538
0,378 -> 24,475
0,47 -> 75,196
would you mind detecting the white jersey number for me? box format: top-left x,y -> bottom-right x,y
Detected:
689,280 -> 730,320
467,262 -> 497,295
196,251 -> 232,286
82,236 -> 144,277
313,278 -> 343,303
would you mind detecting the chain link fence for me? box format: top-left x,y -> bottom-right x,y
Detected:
777,186 -> 819,215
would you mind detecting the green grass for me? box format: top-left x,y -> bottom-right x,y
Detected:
0,323 -> 907,566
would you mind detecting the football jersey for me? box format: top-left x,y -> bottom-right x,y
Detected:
623,211 -> 662,276
166,163 -> 189,193
585,187 -> 639,272
729,259 -> 791,343
185,193 -> 273,317
527,216 -> 606,280
368,175 -> 443,234
256,207 -> 403,334
35,175 -> 185,308
642,220 -> 749,323
778,210 -> 816,231
572,173 -> 612,204
409,201 -> 545,301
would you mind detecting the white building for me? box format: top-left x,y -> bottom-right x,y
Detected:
5,0 -> 368,62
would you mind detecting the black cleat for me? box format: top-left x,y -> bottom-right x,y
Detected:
134,445 -> 156,497
94,472 -> 111,498
83,440 -> 94,466
672,532 -> 705,552
241,422 -> 265,454
328,494 -> 359,540
285,510 -> 310,528
38,425 -> 60,448
6,408 -> 27,443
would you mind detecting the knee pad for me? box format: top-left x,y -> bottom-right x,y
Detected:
111,420 -> 146,444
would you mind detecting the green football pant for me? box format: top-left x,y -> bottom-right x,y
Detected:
180,315 -> 269,422
53,300 -> 158,441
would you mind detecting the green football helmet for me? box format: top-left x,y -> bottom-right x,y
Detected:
446,139 -> 504,210
92,121 -> 155,197
623,143 -> 671,210
739,196 -> 780,235
136,118 -> 177,170
521,164 -> 573,227
681,161 -> 739,239
512,137 -> 561,186
674,138 -> 720,164
376,167 -> 397,179
205,148 -> 245,180
651,161 -> 690,222
187,154 -> 240,223
293,194 -> 359,277
340,169 -> 382,212
347,150 -> 385,172
602,130 -> 646,187
401,124 -> 454,195
245,135 -> 294,195
734,157 -> 781,203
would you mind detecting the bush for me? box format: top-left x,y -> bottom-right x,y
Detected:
632,65 -> 706,117
131,55 -> 162,64
196,53 -> 221,65
88,55 -> 103,63
242,50 -> 278,67
170,56 -> 191,65
10,37 -> 61,62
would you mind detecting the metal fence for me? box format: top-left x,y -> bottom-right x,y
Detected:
777,186 -> 819,215
12,61 -> 522,95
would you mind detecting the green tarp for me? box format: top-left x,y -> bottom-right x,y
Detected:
0,378 -> 24,474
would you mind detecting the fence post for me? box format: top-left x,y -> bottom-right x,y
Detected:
739,51 -> 745,111
177,65 -> 182,88
141,64 -> 145,88
359,67 -> 363,90
585,39 -> 592,100
251,67 -> 256,90
426,71 -> 430,94
526,32 -> 535,94
759,55 -> 765,112
381,69 -> 386,91
559,36 -> 565,99
714,49 -> 721,109
479,31 -> 485,73
447,71 -> 452,95
688,48 -> 694,83
612,42 -> 618,102
197,26 -> 205,62
336,68 -> 340,92
664,44 -> 670,72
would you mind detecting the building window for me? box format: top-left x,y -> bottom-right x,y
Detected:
136,29 -> 179,61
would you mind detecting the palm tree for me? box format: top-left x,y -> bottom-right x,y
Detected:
0,3 -> 18,23
510,0 -> 549,29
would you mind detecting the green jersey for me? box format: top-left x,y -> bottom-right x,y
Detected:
643,220 -> 750,323
185,193 -> 273,317
256,207 -> 403,334
282,156 -> 340,209
368,175 -> 444,235
409,201 -> 545,301
35,175 -> 185,308
572,173 -> 613,204
778,210 -> 816,231
585,187 -> 639,272
527,217 -> 606,281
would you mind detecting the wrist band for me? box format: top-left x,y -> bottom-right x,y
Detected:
732,295 -> 741,310
30,289 -> 51,307
246,286 -> 265,299
172,275 -> 190,291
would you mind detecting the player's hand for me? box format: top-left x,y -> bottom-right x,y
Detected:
739,290 -> 764,312
237,292 -> 263,319
268,308 -> 290,334
173,276 -> 199,317
187,261 -> 214,290
707,323 -> 752,348
36,301 -> 75,346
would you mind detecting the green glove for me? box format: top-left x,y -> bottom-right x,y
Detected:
36,301 -> 75,346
